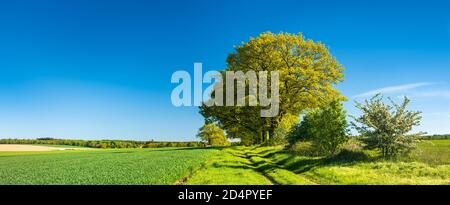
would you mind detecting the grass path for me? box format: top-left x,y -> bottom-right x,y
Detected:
185,146 -> 316,185
243,148 -> 316,185
184,147 -> 273,185
185,144 -> 450,185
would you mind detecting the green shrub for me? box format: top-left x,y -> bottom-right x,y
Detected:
290,141 -> 322,157
330,149 -> 371,163
342,138 -> 364,152
286,119 -> 310,145
289,100 -> 348,156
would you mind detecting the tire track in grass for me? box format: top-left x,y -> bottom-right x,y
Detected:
181,146 -> 316,185
180,147 -> 273,185
243,148 -> 316,185
239,148 -> 277,185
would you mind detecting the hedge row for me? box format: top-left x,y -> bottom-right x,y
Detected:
0,138 -> 206,148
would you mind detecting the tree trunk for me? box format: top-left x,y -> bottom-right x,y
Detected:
257,131 -> 262,144
261,130 -> 267,143
268,129 -> 274,141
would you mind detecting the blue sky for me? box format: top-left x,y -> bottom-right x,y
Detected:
0,0 -> 449,141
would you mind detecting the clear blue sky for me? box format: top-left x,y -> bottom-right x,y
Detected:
1,0 -> 449,141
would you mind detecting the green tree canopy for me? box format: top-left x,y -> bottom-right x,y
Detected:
307,100 -> 348,155
197,123 -> 229,146
201,32 -> 345,145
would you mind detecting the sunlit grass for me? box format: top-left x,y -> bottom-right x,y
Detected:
187,142 -> 450,185
1,140 -> 448,185
185,147 -> 273,185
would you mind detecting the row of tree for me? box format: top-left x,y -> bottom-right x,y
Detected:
0,138 -> 206,148
420,135 -> 450,140
196,32 -> 423,158
199,94 -> 423,158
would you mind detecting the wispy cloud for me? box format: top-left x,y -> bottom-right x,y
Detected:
423,112 -> 450,118
413,91 -> 450,98
354,82 -> 436,98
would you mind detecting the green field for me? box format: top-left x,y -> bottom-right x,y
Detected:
0,140 -> 449,185
0,147 -> 216,185
414,140 -> 450,165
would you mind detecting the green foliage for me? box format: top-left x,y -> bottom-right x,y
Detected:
286,115 -> 311,144
330,149 -> 371,163
288,101 -> 349,156
341,137 -> 364,152
307,101 -> 349,155
0,148 -> 215,185
289,141 -> 321,157
197,123 -> 229,146
262,127 -> 288,146
351,94 -> 423,158
201,32 -> 345,145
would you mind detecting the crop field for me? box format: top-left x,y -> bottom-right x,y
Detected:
414,140 -> 450,165
0,144 -> 90,152
0,147 -> 216,185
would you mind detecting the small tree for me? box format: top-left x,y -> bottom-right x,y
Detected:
288,100 -> 348,155
351,94 -> 422,158
197,123 -> 229,146
308,100 -> 349,155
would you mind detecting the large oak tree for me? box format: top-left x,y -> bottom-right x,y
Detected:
201,32 -> 345,144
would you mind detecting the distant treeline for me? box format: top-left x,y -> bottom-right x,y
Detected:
0,138 -> 206,148
420,135 -> 450,140
352,135 -> 450,141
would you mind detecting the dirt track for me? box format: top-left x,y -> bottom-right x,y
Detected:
0,144 -> 79,152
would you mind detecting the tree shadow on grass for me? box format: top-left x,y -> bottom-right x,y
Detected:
211,162 -> 280,185
210,150 -> 283,185
207,146 -> 383,184
259,151 -> 280,159
271,150 -> 378,174
255,149 -> 281,158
